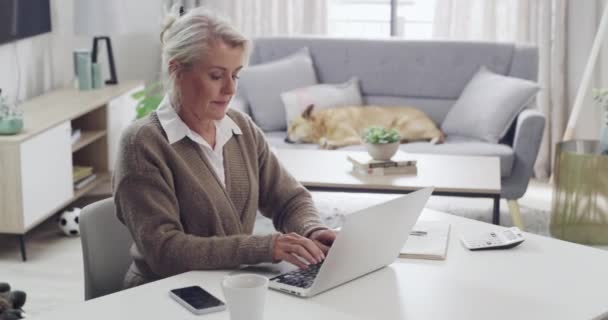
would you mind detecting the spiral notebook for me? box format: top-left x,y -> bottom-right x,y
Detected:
400,221 -> 451,260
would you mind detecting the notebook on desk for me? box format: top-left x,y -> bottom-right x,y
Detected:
268,187 -> 433,298
400,221 -> 451,260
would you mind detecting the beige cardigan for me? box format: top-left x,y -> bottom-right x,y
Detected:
113,110 -> 326,287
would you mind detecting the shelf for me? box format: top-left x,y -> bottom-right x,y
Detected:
0,81 -> 143,261
72,130 -> 106,152
73,172 -> 110,198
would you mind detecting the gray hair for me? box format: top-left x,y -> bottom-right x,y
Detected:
160,6 -> 250,110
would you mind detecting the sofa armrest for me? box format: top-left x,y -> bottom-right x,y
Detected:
229,95 -> 250,115
501,109 -> 546,199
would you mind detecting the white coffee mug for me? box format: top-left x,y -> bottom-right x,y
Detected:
221,274 -> 268,320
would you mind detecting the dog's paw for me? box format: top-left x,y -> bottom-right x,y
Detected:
319,138 -> 339,150
319,137 -> 330,149
430,131 -> 446,145
320,138 -> 339,150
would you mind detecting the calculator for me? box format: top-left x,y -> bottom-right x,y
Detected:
461,227 -> 525,251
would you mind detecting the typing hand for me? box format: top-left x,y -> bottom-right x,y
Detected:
309,229 -> 337,255
273,233 -> 325,269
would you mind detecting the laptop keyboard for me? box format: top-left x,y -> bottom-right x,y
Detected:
271,262 -> 324,289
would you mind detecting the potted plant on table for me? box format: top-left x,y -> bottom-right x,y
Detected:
592,88 -> 608,154
0,89 -> 24,135
362,126 -> 401,161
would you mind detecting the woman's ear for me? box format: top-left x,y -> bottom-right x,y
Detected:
169,60 -> 181,79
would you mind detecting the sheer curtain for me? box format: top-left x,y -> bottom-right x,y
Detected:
198,0 -> 327,36
433,0 -> 568,179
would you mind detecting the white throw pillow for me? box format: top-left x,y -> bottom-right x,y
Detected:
238,47 -> 317,131
441,67 -> 539,143
281,77 -> 364,126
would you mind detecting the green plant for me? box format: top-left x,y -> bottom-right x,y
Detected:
593,88 -> 608,123
362,126 -> 400,144
0,89 -> 21,120
132,82 -> 163,119
593,88 -> 608,107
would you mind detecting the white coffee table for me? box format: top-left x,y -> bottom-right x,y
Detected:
274,149 -> 503,224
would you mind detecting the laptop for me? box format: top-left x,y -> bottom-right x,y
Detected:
269,187 -> 433,297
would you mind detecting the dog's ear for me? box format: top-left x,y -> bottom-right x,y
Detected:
302,104 -> 315,119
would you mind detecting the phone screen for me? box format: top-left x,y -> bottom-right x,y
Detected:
170,286 -> 225,310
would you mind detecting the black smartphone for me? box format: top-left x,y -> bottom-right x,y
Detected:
169,285 -> 226,315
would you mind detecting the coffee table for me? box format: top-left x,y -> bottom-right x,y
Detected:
274,149 -> 502,224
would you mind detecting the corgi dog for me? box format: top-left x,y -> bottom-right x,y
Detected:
286,105 -> 444,149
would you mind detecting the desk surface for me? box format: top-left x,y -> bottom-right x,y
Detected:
274,149 -> 501,195
43,209 -> 608,320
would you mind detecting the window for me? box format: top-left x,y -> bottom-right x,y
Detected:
327,0 -> 436,39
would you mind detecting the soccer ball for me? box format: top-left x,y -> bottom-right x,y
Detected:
58,208 -> 81,236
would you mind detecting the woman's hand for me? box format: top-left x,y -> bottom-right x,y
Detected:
273,233 -> 326,269
309,229 -> 337,255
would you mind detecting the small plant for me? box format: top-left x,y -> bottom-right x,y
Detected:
0,89 -> 22,120
362,126 -> 400,144
132,82 -> 163,119
0,89 -> 24,135
593,88 -> 608,124
594,88 -> 608,154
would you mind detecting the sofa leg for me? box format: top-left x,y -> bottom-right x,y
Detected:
507,200 -> 525,230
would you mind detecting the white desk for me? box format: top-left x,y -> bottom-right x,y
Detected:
43,210 -> 608,320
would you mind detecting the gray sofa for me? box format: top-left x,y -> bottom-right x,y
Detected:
235,36 -> 545,206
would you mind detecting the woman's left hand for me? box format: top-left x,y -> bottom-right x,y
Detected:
309,229 -> 337,254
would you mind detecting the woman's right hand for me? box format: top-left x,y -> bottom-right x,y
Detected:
272,233 -> 326,269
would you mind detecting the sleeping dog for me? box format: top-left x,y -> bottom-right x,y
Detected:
286,105 -> 444,149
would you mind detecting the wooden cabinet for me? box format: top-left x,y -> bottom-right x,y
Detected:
20,121 -> 74,228
0,81 -> 143,260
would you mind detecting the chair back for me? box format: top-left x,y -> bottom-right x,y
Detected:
80,198 -> 133,300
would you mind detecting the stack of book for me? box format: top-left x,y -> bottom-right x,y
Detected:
73,165 -> 97,189
347,152 -> 417,176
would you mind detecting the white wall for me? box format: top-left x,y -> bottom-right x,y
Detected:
0,0 -> 163,105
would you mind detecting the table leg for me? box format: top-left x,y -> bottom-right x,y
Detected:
492,196 -> 500,225
19,235 -> 27,262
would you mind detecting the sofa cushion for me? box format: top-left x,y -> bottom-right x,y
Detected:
265,131 -> 320,150
441,67 -> 539,143
239,47 -> 317,131
399,135 -> 514,177
281,77 -> 363,126
229,95 -> 249,114
265,132 -> 513,177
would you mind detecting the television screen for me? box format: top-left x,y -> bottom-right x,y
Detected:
0,0 -> 52,45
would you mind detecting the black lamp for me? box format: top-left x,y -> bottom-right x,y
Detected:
91,37 -> 118,85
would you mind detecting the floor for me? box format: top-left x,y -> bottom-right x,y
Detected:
0,179 -> 555,316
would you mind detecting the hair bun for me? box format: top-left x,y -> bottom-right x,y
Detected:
160,13 -> 178,45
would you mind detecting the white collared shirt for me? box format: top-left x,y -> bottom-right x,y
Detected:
156,96 -> 242,187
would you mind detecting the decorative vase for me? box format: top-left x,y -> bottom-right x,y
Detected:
0,117 -> 24,135
365,142 -> 399,161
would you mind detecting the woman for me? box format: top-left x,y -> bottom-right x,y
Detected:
113,7 -> 336,288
